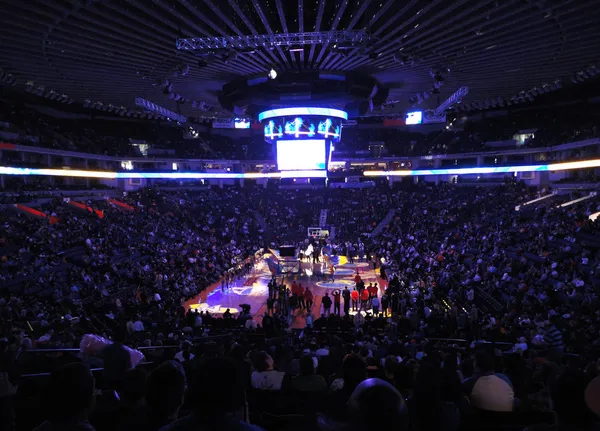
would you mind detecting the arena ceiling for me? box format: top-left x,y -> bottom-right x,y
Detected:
1,0 -> 599,119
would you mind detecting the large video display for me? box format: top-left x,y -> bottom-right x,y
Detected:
264,116 -> 342,143
277,139 -> 326,171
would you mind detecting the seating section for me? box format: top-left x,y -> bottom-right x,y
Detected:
3,97 -> 600,160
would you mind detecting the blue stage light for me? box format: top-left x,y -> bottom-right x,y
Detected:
258,107 -> 348,122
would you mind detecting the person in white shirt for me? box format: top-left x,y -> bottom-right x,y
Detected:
174,341 -> 195,363
251,351 -> 286,391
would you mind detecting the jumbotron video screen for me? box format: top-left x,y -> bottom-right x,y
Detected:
276,139 -> 327,171
259,107 -> 347,145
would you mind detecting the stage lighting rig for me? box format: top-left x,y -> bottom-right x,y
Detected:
176,30 -> 371,51
135,98 -> 187,123
434,86 -> 469,116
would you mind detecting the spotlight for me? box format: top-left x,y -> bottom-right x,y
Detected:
393,51 -> 409,64
222,50 -> 238,64
268,68 -> 277,80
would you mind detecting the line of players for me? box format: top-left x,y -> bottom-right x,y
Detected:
265,273 -> 389,317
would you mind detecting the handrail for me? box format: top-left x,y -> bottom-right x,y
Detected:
426,338 -> 468,343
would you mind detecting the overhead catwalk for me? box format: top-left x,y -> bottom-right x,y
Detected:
176,30 -> 371,50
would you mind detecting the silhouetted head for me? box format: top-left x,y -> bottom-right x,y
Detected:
348,378 -> 409,431
44,362 -> 96,424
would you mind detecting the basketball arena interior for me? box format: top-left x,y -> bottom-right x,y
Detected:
1,1 -> 600,430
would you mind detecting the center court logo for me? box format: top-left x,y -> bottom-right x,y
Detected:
315,279 -> 354,289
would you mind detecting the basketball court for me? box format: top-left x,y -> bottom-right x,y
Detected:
184,258 -> 386,328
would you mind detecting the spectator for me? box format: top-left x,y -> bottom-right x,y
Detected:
463,351 -> 514,412
250,351 -> 287,391
348,379 -> 409,431
412,362 -> 460,431
102,330 -> 132,391
161,356 -> 261,431
545,316 -> 564,363
329,354 -> 367,417
142,361 -> 186,431
174,341 -> 195,363
291,355 -> 327,393
34,363 -> 96,431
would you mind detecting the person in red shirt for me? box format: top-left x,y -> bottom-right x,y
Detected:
304,288 -> 314,311
331,289 -> 342,315
291,281 -> 299,296
351,289 -> 359,311
368,283 -> 378,306
297,283 -> 305,310
354,272 -> 362,286
360,288 -> 369,311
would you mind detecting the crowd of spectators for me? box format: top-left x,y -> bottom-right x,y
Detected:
0,180 -> 598,430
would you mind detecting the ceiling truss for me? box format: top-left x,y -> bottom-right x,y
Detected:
0,0 -> 598,118
176,30 -> 371,51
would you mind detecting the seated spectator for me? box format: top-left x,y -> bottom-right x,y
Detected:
0,339 -> 18,431
411,362 -> 460,431
329,354 -> 367,419
526,370 -> 599,431
463,351 -> 514,412
174,341 -> 194,363
291,355 -> 327,392
161,356 -> 261,431
102,330 -> 132,392
348,378 -> 409,431
382,355 -> 399,386
34,363 -> 96,431
141,361 -> 186,431
251,351 -> 287,391
93,368 -> 147,431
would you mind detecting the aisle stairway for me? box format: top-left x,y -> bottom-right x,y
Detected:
319,209 -> 328,226
371,209 -> 396,238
